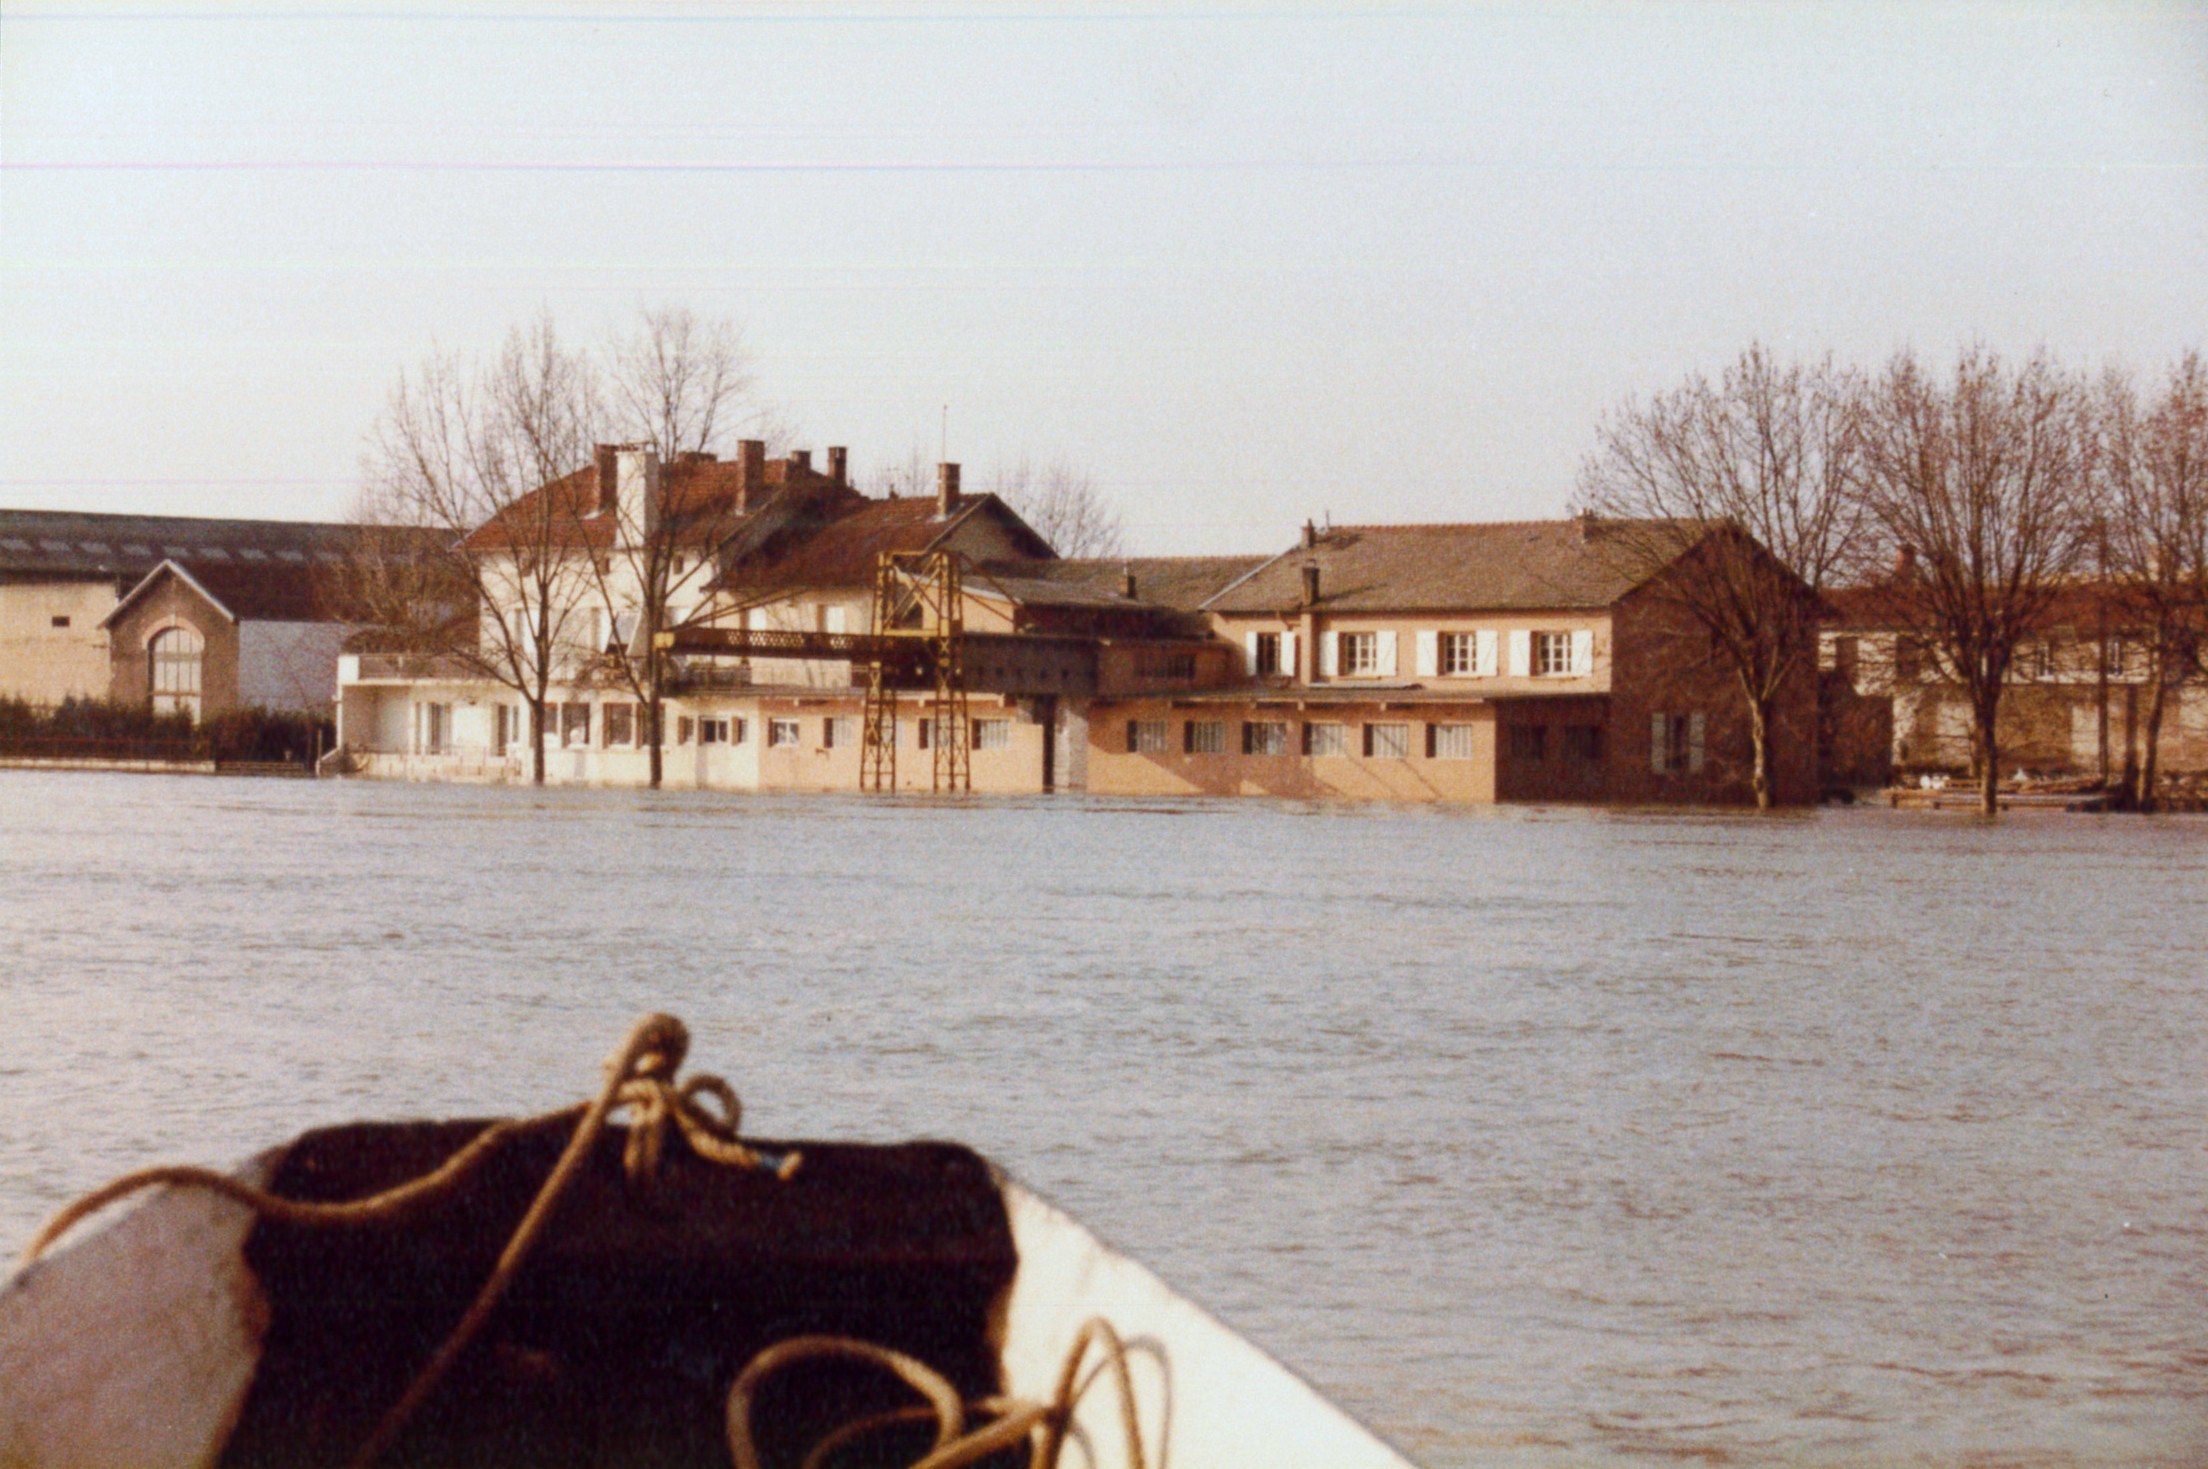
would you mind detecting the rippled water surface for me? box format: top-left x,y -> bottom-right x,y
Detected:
3,771 -> 2205,1465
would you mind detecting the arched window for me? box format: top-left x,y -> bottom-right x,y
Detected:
150,626 -> 204,721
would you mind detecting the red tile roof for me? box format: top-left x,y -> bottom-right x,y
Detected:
1204,520 -> 1684,614
459,455 -> 849,554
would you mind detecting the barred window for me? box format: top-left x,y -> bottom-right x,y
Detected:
1242,720 -> 1289,756
1364,722 -> 1410,759
1562,725 -> 1603,762
1303,721 -> 1348,757
1427,723 -> 1476,760
1125,719 -> 1169,754
974,718 -> 1013,751
824,715 -> 857,749
1506,724 -> 1547,761
1185,720 -> 1227,754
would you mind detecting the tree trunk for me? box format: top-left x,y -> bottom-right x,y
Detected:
530,701 -> 547,786
646,694 -> 664,789
2134,673 -> 2168,813
1749,696 -> 1773,811
1976,695 -> 2001,816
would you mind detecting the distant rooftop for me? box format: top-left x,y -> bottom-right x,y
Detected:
0,508 -> 370,579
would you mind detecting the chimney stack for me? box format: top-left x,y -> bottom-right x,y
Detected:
1302,519 -> 1318,550
1121,564 -> 1137,599
827,446 -> 848,486
735,439 -> 766,512
594,445 -> 620,515
937,462 -> 961,517
1301,559 -> 1321,606
613,445 -> 662,537
1578,508 -> 1599,543
1894,544 -> 1917,578
791,449 -> 811,474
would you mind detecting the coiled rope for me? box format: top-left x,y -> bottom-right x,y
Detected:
21,1012 -> 800,1469
725,1317 -> 1149,1469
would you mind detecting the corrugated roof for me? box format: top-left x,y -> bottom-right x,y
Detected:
1204,520 -> 1678,614
0,509 -> 366,578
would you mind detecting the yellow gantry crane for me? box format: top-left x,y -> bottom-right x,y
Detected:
860,551 -> 970,794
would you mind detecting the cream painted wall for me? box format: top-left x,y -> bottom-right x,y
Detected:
0,580 -> 118,704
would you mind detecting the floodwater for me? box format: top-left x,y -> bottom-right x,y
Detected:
2,770 -> 2204,1467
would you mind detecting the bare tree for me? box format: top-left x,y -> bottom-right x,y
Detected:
1855,347 -> 2100,815
989,454 -> 1125,558
363,314 -> 602,784
1575,344 -> 1866,809
2100,352 -> 2208,810
584,306 -> 766,787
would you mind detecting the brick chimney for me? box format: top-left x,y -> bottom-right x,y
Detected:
614,445 -> 661,537
826,446 -> 848,486
735,439 -> 766,513
593,445 -> 620,515
1121,564 -> 1137,599
1301,559 -> 1321,605
1302,518 -> 1318,550
791,449 -> 811,474
937,462 -> 961,517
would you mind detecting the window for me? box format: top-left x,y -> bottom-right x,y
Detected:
603,703 -> 636,747
973,718 -> 1012,751
149,626 -> 204,721
1339,632 -> 1378,676
730,717 -> 749,745
916,718 -> 931,750
1364,722 -> 1410,759
1135,650 -> 1198,682
1441,632 -> 1475,675
420,702 -> 450,754
824,715 -> 856,749
1303,721 -> 1348,756
1562,725 -> 1603,762
1534,631 -> 1574,677
677,716 -> 695,745
768,718 -> 801,748
1252,632 -> 1281,676
561,703 -> 591,747
1185,719 -> 1227,754
1650,711 -> 1706,774
2027,641 -> 2058,680
1428,723 -> 1476,760
1506,724 -> 1547,762
1242,720 -> 1289,756
699,717 -> 730,745
49,615 -> 70,629
1125,719 -> 1169,754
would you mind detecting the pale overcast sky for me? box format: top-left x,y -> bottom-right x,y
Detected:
2,2 -> 2203,553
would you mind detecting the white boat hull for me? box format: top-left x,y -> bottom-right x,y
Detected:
3,1155 -> 1415,1468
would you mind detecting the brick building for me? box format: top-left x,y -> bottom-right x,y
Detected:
0,510 -> 373,718
336,443 -> 1821,805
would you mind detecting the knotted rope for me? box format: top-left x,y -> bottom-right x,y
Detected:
21,1012 -> 799,1469
725,1317 -> 1148,1469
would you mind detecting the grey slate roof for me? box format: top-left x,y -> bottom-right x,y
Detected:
979,556 -> 1270,613
0,509 -> 368,580
1203,520 -> 1678,614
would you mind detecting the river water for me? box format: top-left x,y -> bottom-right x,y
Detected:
1,770 -> 2203,1466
